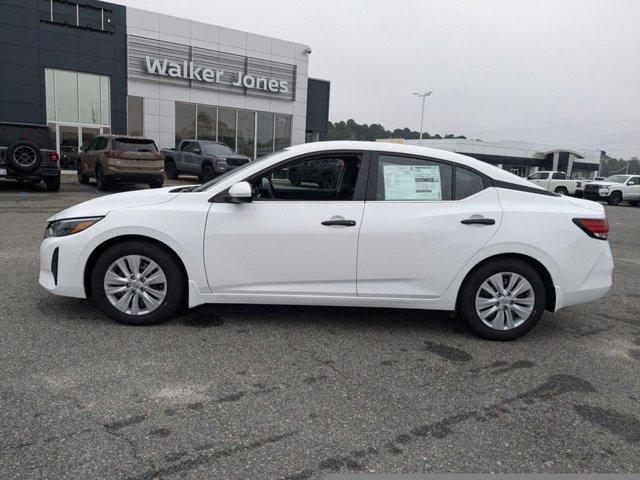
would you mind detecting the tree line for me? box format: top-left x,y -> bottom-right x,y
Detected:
327,119 -> 466,141
599,155 -> 639,176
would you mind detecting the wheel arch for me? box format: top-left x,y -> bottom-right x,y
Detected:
456,253 -> 557,312
83,234 -> 189,306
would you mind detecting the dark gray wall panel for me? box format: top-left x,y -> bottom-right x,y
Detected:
0,0 -> 127,133
306,78 -> 330,138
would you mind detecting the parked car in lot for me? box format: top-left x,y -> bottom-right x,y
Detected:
162,140 -> 251,182
0,122 -> 60,191
288,157 -> 343,189
40,141 -> 613,341
77,135 -> 164,191
575,176 -> 606,198
583,174 -> 640,206
527,170 -> 583,195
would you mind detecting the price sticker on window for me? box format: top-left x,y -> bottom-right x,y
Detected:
382,163 -> 442,200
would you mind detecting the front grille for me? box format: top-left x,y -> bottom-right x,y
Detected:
585,184 -> 600,191
227,158 -> 249,167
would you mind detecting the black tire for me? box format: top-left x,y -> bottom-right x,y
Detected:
149,181 -> 164,189
628,200 -> 639,207
77,161 -> 89,184
555,186 -> 569,196
91,240 -> 185,326
95,165 -> 110,191
458,258 -> 546,341
44,174 -> 61,192
165,159 -> 179,180
7,140 -> 42,174
288,168 -> 301,186
607,191 -> 622,206
202,164 -> 215,182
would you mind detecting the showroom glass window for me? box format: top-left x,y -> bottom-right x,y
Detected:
257,112 -> 274,158
217,108 -> 236,151
175,103 -> 196,147
237,110 -> 255,159
127,97 -> 144,137
197,106 -> 216,141
275,115 -> 292,152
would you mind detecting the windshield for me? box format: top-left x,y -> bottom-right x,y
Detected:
191,149 -> 288,192
202,142 -> 234,156
605,175 -> 629,184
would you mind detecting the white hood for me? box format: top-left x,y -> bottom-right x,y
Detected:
47,186 -> 184,221
587,181 -> 621,188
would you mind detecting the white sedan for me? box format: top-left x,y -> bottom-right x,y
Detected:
39,141 -> 613,340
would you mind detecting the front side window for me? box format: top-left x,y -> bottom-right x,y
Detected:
552,172 -> 566,179
456,167 -> 485,199
528,172 -> 549,180
375,154 -> 452,201
251,155 -> 361,201
627,177 -> 639,186
184,142 -> 201,154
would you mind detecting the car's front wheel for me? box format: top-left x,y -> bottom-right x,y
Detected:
458,259 -> 545,340
607,191 -> 622,206
91,241 -> 185,326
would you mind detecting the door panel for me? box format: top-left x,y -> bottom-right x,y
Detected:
205,202 -> 364,295
357,189 -> 503,298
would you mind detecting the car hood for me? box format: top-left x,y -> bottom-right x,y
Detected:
47,186 -> 183,222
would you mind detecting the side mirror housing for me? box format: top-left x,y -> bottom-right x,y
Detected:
193,148 -> 202,155
227,181 -> 252,203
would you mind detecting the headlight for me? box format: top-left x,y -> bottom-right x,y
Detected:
45,216 -> 104,238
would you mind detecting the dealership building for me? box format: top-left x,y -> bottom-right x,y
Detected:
0,0 -> 330,161
380,138 -> 602,179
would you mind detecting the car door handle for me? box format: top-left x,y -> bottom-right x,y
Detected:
461,218 -> 495,225
321,219 -> 357,227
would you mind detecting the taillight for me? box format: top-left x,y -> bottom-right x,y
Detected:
49,152 -> 59,165
105,149 -> 123,158
573,218 -> 609,240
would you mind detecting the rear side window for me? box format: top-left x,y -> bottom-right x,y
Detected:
0,124 -> 53,149
114,138 -> 158,152
376,154 -> 452,201
552,172 -> 566,179
455,167 -> 485,199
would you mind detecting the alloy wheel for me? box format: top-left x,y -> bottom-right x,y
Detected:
13,146 -> 37,168
475,272 -> 535,330
103,255 -> 167,316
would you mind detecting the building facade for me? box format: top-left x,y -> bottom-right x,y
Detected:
379,138 -> 602,179
0,0 -> 330,162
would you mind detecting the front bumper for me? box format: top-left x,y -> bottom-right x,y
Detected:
39,236 -> 87,299
583,190 -> 610,201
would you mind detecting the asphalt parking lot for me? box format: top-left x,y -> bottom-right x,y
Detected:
1,174 -> 639,479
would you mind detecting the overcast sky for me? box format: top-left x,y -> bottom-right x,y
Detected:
112,0 -> 640,157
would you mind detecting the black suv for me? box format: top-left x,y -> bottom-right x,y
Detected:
0,122 -> 61,191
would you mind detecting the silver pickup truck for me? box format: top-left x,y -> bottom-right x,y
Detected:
161,140 -> 251,182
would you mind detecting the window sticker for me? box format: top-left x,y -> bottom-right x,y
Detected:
382,163 -> 442,200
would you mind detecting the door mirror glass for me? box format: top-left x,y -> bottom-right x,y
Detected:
193,148 -> 201,155
228,181 -> 252,203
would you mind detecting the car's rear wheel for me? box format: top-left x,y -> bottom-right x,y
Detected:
165,160 -> 179,180
77,161 -> 89,184
555,186 -> 568,196
459,259 -> 545,340
91,241 -> 184,326
95,165 -> 110,191
607,191 -> 622,206
44,174 -> 61,192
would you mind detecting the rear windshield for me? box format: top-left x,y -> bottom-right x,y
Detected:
114,138 -> 158,152
0,124 -> 53,149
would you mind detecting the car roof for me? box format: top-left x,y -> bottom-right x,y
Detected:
285,141 -> 534,186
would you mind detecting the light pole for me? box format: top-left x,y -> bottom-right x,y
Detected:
413,91 -> 433,145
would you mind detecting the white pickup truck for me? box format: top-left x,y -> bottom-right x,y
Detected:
526,171 -> 583,195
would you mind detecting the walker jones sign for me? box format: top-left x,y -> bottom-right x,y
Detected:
127,35 -> 296,101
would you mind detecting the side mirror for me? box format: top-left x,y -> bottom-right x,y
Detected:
193,148 -> 202,155
227,181 -> 252,203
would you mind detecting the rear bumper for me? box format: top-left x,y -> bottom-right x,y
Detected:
556,243 -> 613,309
105,172 -> 164,184
0,166 -> 60,179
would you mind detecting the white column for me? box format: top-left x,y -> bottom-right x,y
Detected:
567,154 -> 575,177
